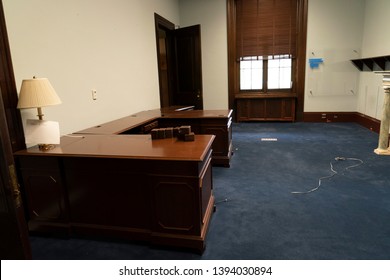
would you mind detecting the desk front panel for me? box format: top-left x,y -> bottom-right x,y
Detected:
15,137 -> 214,252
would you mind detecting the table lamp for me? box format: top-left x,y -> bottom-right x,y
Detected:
17,77 -> 62,150
17,76 -> 61,120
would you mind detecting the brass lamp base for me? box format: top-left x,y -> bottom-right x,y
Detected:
38,144 -> 55,151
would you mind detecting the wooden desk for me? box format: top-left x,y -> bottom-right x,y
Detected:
15,134 -> 215,252
76,108 -> 233,167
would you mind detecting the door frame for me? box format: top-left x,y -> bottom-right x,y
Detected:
154,13 -> 176,108
0,88 -> 31,259
154,14 -> 204,110
0,0 -> 31,259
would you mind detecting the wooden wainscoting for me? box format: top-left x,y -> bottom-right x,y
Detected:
304,112 -> 381,133
236,94 -> 296,122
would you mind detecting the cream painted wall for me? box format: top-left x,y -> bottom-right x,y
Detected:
304,0 -> 365,112
361,0 -> 390,58
4,0 -> 389,138
179,0 -> 381,115
357,0 -> 390,120
305,0 -> 390,119
4,0 -> 180,135
179,0 -> 228,110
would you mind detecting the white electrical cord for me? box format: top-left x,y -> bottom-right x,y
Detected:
291,157 -> 364,194
214,198 -> 230,205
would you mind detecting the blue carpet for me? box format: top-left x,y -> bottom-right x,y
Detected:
30,122 -> 390,259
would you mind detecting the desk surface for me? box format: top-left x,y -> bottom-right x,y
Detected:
75,108 -> 233,135
15,134 -> 215,161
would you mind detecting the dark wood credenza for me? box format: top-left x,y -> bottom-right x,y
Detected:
15,134 -> 215,252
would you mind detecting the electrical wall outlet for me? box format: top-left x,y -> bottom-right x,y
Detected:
92,89 -> 97,100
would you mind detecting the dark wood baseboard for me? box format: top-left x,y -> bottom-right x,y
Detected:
304,112 -> 356,123
354,113 -> 381,133
304,112 -> 381,134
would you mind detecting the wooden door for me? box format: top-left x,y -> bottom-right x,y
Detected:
173,25 -> 203,109
155,14 -> 203,110
155,14 -> 175,109
0,92 -> 31,259
0,0 -> 31,259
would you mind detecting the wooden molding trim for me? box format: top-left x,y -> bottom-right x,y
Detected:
226,0 -> 308,122
354,112 -> 381,133
304,112 -> 381,133
0,1 -> 26,151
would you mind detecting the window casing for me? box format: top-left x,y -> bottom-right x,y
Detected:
235,0 -> 297,94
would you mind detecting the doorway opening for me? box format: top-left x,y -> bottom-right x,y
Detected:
154,14 -> 203,109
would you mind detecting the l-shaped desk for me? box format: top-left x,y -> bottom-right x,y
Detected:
76,108 -> 233,167
15,108 -> 233,252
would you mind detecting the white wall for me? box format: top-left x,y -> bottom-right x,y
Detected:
179,0 -> 228,110
357,0 -> 390,119
4,0 -> 390,137
361,0 -> 390,58
304,0 -> 365,112
305,0 -> 390,119
179,0 -> 384,116
4,0 -> 180,135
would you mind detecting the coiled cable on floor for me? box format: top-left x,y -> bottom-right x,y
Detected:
291,157 -> 363,194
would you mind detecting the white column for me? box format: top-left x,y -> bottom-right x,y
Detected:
374,72 -> 390,155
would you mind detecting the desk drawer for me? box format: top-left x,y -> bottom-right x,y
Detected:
17,156 -> 59,170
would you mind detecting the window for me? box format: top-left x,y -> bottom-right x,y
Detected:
267,55 -> 292,89
235,0 -> 297,93
240,55 -> 292,91
227,0 -> 307,121
240,56 -> 263,90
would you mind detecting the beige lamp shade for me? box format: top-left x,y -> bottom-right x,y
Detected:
17,77 -> 61,109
